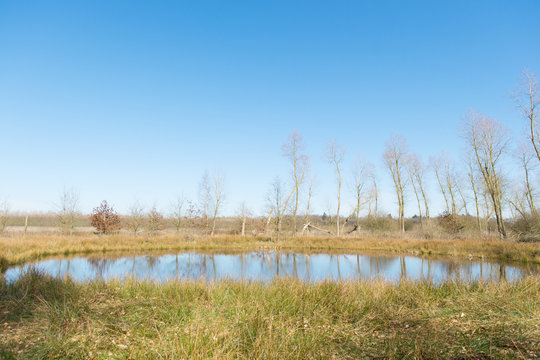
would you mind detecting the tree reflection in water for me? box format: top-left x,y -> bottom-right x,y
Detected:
4,251 -> 538,284
369,256 -> 397,278
499,264 -> 507,282
88,257 -> 114,279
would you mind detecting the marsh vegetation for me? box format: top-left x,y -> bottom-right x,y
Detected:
1,271 -> 539,359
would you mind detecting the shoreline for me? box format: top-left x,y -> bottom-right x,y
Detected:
1,234 -> 539,269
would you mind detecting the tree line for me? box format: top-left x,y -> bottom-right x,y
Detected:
266,71 -> 538,240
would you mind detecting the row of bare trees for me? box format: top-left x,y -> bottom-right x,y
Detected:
0,169 -> 226,236
95,171 -> 226,236
380,111 -> 537,239
389,72 -> 538,238
265,131 -> 380,239
264,71 -> 538,240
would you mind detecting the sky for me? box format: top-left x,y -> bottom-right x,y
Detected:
1,0 -> 539,217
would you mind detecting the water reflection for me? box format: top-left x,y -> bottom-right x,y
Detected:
4,252 -> 538,284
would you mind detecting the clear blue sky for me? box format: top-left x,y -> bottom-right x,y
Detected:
1,1 -> 539,216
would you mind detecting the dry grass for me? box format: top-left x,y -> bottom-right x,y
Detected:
1,271 -> 539,359
1,234 -> 539,268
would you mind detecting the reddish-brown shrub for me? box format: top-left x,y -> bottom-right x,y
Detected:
90,201 -> 121,234
437,211 -> 464,234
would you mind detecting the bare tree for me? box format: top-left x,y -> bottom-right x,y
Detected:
281,130 -> 308,235
199,171 -> 211,229
301,176 -> 323,235
481,182 -> 495,231
57,187 -> 79,236
455,174 -> 469,216
508,189 -> 530,222
237,202 -> 251,236
264,207 -> 274,234
408,160 -> 423,222
444,156 -> 458,215
514,70 -> 540,162
171,195 -> 186,233
383,134 -> 408,232
345,157 -> 373,231
267,176 -> 296,240
409,153 -> 429,221
326,141 -> 345,236
367,174 -> 379,218
467,160 -> 482,232
148,206 -> 164,236
185,200 -> 202,228
127,201 -> 145,236
0,200 -> 9,234
431,152 -> 458,215
517,143 -> 537,217
303,176 -> 314,228
267,177 -> 285,238
463,111 -> 510,238
507,146 -> 537,223
210,172 -> 224,236
431,155 -> 450,214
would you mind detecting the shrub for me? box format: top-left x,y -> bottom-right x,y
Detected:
437,211 -> 463,234
511,215 -> 540,242
147,207 -> 164,235
90,201 -> 121,234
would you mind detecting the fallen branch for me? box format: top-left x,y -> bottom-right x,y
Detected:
301,222 -> 333,235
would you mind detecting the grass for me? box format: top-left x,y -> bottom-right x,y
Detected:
0,270 -> 539,359
1,234 -> 540,267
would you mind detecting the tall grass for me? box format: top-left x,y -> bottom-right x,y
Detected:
1,271 -> 539,359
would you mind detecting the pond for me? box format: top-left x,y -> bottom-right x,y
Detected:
4,251 -> 539,284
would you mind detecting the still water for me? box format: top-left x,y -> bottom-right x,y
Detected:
4,252 -> 538,284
